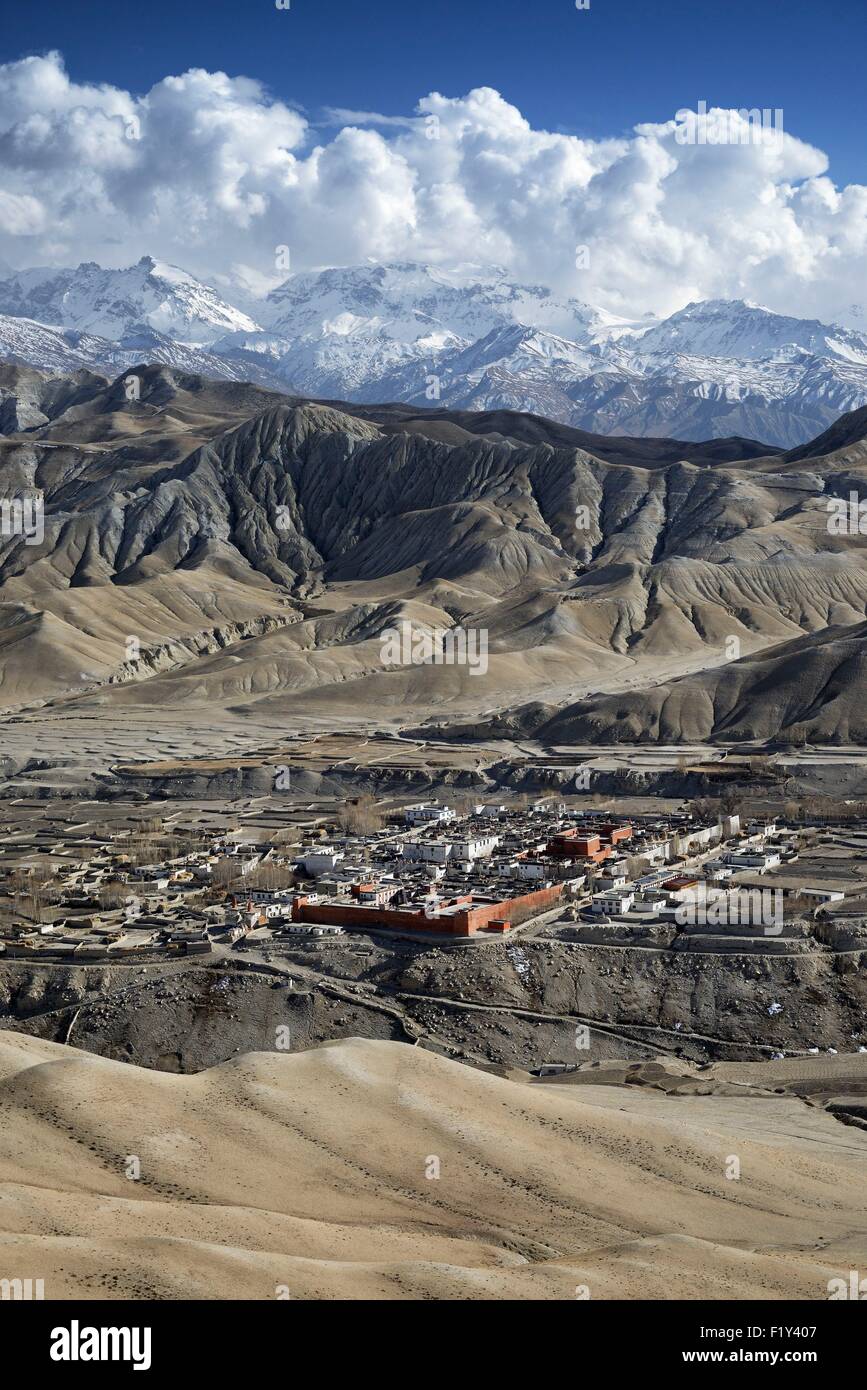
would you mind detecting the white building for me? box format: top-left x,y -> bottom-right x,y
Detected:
591,890 -> 635,916
704,861 -> 734,881
300,848 -> 345,877
264,903 -> 292,920
401,841 -> 450,864
723,851 -> 781,871
401,836 -> 498,864
801,888 -> 845,904
454,836 -> 499,860
404,805 -> 456,826
279,920 -> 343,936
510,860 -> 549,881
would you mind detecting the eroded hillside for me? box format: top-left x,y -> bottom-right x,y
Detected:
0,365 -> 866,745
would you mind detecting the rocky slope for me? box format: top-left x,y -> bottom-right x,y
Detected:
0,365 -> 866,738
4,921 -> 866,1071
534,623 -> 867,745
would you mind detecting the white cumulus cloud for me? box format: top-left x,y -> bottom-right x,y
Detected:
0,51 -> 865,326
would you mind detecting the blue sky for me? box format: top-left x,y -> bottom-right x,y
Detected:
5,0 -> 867,186
0,0 -> 865,323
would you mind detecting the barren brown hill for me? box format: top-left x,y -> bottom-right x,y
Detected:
1,1033 -> 865,1301
532,621 -> 867,745
0,364 -> 866,745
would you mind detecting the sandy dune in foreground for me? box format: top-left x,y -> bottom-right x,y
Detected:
0,1033 -> 865,1300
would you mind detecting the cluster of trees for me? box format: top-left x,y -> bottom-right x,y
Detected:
685,794 -> 744,821
241,862 -> 297,892
336,794 -> 384,835
6,866 -> 54,923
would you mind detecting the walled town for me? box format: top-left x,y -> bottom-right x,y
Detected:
2,793 -> 866,964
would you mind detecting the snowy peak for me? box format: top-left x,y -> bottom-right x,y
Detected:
633,298 -> 867,366
263,260 -> 602,344
0,258 -> 262,345
2,257 -> 867,448
442,323 -> 600,379
253,261 -> 611,403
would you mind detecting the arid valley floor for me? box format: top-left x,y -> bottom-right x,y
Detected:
2,370 -> 867,1302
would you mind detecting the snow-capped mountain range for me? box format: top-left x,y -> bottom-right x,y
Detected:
1,256 -> 867,447
0,257 -> 259,343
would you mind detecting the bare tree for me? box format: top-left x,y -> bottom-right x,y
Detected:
210,859 -> 243,894
244,863 -> 296,891
337,794 -> 383,835
624,853 -> 647,880
97,885 -> 129,910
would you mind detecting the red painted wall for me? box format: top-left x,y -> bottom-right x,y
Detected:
290,884 -> 564,936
